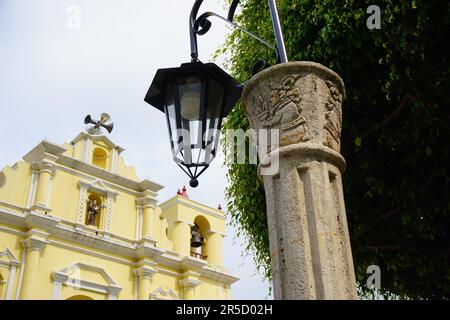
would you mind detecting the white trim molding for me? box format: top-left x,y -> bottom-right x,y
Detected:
160,196 -> 226,221
52,262 -> 122,300
0,248 -> 21,300
0,207 -> 240,287
149,286 -> 178,300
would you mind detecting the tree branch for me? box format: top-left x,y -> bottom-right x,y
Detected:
358,208 -> 401,235
362,93 -> 416,138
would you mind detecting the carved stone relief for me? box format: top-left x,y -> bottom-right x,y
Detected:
323,80 -> 343,152
252,75 -> 310,146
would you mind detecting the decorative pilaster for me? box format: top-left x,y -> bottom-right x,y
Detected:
134,263 -> 156,300
179,272 -> 201,300
136,196 -> 157,240
111,147 -> 119,173
30,161 -> 56,212
20,229 -> 49,300
103,191 -> 115,237
242,61 -> 357,300
83,137 -> 92,163
51,273 -> 68,300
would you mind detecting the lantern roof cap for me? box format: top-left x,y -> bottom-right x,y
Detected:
144,61 -> 242,116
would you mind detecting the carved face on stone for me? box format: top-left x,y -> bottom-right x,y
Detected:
270,91 -> 280,106
242,62 -> 345,153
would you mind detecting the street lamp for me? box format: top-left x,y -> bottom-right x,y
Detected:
144,0 -> 288,187
144,61 -> 241,188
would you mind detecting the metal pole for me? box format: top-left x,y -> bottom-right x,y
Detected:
190,0 -> 204,62
268,0 -> 288,63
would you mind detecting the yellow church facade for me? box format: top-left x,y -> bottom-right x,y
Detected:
0,131 -> 238,300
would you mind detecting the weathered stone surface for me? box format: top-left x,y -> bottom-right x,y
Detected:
242,61 -> 357,300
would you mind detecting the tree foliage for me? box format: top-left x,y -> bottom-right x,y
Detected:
221,0 -> 449,299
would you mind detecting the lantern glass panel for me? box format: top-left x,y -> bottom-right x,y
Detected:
163,85 -> 179,157
204,77 -> 224,163
176,74 -> 203,164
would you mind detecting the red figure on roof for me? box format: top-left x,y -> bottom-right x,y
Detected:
180,186 -> 189,198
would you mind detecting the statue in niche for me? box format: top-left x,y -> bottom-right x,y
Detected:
86,199 -> 104,226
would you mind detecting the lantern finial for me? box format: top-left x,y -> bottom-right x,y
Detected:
189,178 -> 199,188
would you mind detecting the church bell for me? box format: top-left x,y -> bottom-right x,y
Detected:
190,224 -> 204,248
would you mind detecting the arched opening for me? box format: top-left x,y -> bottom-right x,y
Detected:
66,294 -> 94,300
92,147 -> 108,169
190,215 -> 210,260
85,193 -> 103,228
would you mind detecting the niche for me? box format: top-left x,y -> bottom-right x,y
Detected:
190,215 -> 211,260
92,147 -> 108,169
85,193 -> 104,228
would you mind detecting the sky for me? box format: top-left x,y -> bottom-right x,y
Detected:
0,0 -> 272,299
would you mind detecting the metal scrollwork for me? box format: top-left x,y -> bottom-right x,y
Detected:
189,0 -> 279,70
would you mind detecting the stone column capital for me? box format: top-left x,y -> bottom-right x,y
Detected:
52,271 -> 69,283
134,266 -> 157,280
136,197 -> 157,209
242,61 -> 345,154
21,229 -> 49,252
179,277 -> 201,289
31,161 -> 57,177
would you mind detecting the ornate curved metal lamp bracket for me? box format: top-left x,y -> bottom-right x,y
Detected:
189,0 -> 288,75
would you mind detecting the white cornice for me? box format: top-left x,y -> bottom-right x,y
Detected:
71,132 -> 125,154
160,196 -> 226,221
201,266 -> 240,285
55,164 -> 147,197
24,211 -> 60,230
0,206 -> 239,285
23,140 -> 67,163
57,155 -> 163,193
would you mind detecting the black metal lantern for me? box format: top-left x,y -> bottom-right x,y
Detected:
144,61 -> 242,187
143,0 -> 288,187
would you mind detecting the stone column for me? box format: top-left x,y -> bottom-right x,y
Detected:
134,265 -> 156,300
20,230 -> 49,300
32,161 -> 56,211
169,221 -> 191,257
204,231 -> 223,267
242,61 -> 357,300
140,197 -> 156,239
